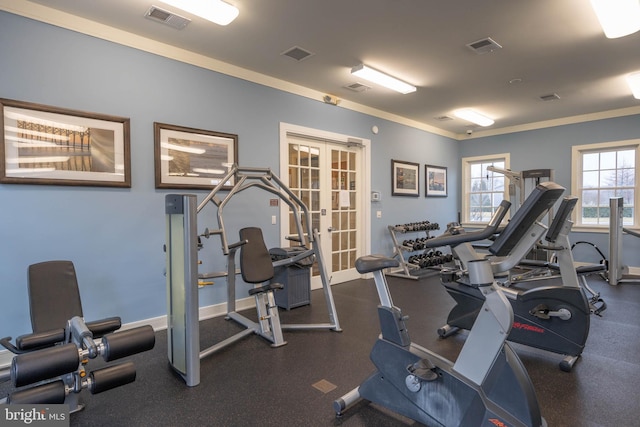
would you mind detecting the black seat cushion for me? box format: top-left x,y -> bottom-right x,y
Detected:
28,261 -> 83,333
239,227 -> 275,284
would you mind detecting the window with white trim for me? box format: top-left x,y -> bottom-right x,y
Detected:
462,153 -> 510,224
571,140 -> 639,228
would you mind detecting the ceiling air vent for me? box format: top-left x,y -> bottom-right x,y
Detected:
466,37 -> 502,54
434,115 -> 454,121
145,6 -> 191,30
540,93 -> 561,101
344,82 -> 371,92
281,46 -> 315,62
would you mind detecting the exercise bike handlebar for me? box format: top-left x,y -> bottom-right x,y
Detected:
422,200 -> 511,250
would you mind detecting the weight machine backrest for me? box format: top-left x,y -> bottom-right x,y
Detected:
239,227 -> 275,284
489,182 -> 565,257
27,261 -> 83,333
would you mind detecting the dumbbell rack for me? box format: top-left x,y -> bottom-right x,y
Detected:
386,221 -> 446,280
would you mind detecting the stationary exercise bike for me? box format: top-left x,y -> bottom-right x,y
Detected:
433,183 -> 592,371
335,199 -> 547,427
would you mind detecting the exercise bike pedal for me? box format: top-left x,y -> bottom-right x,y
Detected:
437,324 -> 459,338
589,298 -> 607,316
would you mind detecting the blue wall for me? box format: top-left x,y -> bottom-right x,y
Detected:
458,116 -> 640,265
0,11 -> 458,336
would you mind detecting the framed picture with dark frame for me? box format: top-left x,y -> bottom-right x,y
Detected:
0,98 -> 131,187
154,122 -> 238,190
425,164 -> 448,197
391,159 -> 420,197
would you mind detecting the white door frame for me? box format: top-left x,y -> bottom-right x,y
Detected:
279,122 -> 371,287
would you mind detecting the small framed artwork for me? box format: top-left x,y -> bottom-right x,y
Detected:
0,98 -> 131,187
391,159 -> 420,197
154,122 -> 238,190
425,164 -> 447,197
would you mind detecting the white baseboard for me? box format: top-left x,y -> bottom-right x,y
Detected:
0,296 -> 256,369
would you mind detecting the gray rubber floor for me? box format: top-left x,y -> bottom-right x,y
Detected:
2,273 -> 638,426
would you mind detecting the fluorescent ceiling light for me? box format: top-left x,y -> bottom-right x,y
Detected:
159,0 -> 239,26
627,72 -> 640,99
454,109 -> 495,127
351,64 -> 416,94
590,0 -> 640,38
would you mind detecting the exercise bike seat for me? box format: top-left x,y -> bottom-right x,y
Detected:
355,255 -> 399,274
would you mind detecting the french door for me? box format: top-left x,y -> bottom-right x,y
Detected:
280,124 -> 370,289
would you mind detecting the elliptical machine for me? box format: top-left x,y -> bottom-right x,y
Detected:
434,183 -> 592,371
335,198 -> 547,427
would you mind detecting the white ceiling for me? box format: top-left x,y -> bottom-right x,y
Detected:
5,0 -> 640,138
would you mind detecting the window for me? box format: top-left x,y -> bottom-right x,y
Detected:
571,140 -> 639,228
462,153 -> 509,224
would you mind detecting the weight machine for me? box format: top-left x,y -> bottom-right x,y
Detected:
1,260 -> 156,409
608,196 -> 640,285
1,317 -> 155,409
487,166 -> 553,213
165,165 -> 342,387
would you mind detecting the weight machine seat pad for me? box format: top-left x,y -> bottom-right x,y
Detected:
239,227 -> 275,284
355,255 -> 399,274
248,282 -> 284,296
28,260 -> 83,333
86,317 -> 122,338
